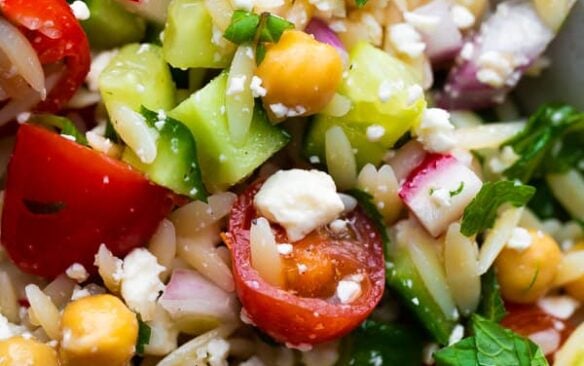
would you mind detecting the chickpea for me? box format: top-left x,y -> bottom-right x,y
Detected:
256,30 -> 343,117
0,336 -> 59,366
563,242 -> 584,301
495,229 -> 562,303
60,294 -> 138,366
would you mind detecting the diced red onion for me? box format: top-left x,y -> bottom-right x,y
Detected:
159,269 -> 239,334
410,0 -> 463,64
305,18 -> 348,64
437,1 -> 556,110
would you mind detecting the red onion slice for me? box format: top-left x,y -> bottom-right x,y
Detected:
305,18 -> 348,63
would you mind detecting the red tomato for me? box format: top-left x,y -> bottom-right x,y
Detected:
1,124 -> 174,278
226,181 -> 385,345
502,303 -> 573,362
0,0 -> 90,112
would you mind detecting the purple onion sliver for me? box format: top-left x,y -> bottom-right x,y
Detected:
305,18 -> 348,62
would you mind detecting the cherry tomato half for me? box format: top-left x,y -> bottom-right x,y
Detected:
1,124 -> 174,278
226,181 -> 385,346
502,303 -> 573,362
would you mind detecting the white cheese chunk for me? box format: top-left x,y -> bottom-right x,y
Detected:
254,169 -> 344,241
448,324 -> 465,345
366,125 -> 385,142
507,227 -> 533,251
389,23 -> 426,58
70,1 -> 90,20
250,76 -> 267,98
336,280 -> 362,304
277,243 -> 293,256
120,248 -> 166,321
65,263 -> 89,283
451,5 -> 475,30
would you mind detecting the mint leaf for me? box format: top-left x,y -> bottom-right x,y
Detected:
460,181 -> 536,236
434,315 -> 548,366
258,13 -> 294,43
223,10 -> 260,44
477,269 -> 506,323
337,320 -> 424,366
136,316 -> 151,355
504,104 -> 584,182
433,337 -> 477,366
355,0 -> 369,6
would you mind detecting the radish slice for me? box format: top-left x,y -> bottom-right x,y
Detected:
408,0 -> 463,64
438,1 -> 560,110
385,140 -> 427,183
399,154 -> 483,237
159,269 -> 239,334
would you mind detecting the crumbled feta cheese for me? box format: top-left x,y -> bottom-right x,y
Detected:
430,187 -> 451,207
277,243 -> 293,255
250,76 -> 267,98
120,248 -> 166,321
226,75 -> 247,95
366,125 -> 385,142
254,169 -> 344,241
329,219 -> 348,234
415,108 -> 456,152
389,23 -> 426,58
404,12 -> 440,33
71,286 -> 91,301
412,297 -> 420,305
70,1 -> 90,20
297,263 -> 308,274
0,314 -> 25,341
336,280 -> 362,304
309,155 -> 321,164
476,51 -> 515,88
86,50 -> 118,92
460,43 -> 474,60
207,338 -> 230,366
451,5 -> 475,30
65,263 -> 89,283
269,103 -> 306,118
507,227 -> 533,251
378,80 -> 396,102
448,324 -> 465,345
407,84 -> 424,105
538,296 -> 580,320
232,0 -> 254,11
477,69 -> 505,88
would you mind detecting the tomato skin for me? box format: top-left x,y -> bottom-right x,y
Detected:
227,181 -> 385,345
0,0 -> 91,112
1,124 -> 174,278
502,303 -> 573,361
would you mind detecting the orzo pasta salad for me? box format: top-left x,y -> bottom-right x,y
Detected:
0,0 -> 582,365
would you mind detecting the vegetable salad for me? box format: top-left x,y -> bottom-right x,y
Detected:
0,0 -> 582,365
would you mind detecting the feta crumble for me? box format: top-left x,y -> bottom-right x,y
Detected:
507,227 -> 533,251
451,5 -> 475,30
448,324 -> 465,345
226,75 -> 247,95
389,23 -> 426,58
65,263 -> 89,283
336,280 -> 362,304
250,76 -> 267,98
254,169 -> 344,241
70,1 -> 90,20
277,243 -> 293,256
120,248 -> 166,321
329,219 -> 348,234
366,125 -> 385,142
270,103 -> 306,118
414,108 -> 456,152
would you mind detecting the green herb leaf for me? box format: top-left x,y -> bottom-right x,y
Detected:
223,10 -> 261,44
355,0 -> 369,7
503,104 -> 584,182
22,199 -> 66,215
434,315 -> 549,366
29,114 -> 88,146
460,181 -> 536,236
136,316 -> 151,355
258,13 -> 294,43
337,320 -> 424,366
449,182 -> 465,197
477,269 -> 506,323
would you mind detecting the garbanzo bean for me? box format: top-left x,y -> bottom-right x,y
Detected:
256,30 -> 343,117
60,294 -> 138,366
563,242 -> 584,301
495,229 -> 562,303
0,336 -> 59,366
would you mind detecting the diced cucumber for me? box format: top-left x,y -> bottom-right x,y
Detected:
122,109 -> 206,201
99,43 -> 176,112
162,0 -> 235,69
386,239 -> 457,345
169,73 -> 290,192
304,42 -> 426,168
81,0 -> 146,50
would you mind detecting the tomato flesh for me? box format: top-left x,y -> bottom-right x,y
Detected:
227,181 -> 385,345
1,125 -> 174,278
0,0 -> 91,112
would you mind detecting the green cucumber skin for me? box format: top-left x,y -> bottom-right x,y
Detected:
386,241 -> 457,345
81,0 -> 146,50
169,73 -> 290,192
99,43 -> 176,112
163,0 -> 234,69
304,42 -> 425,168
